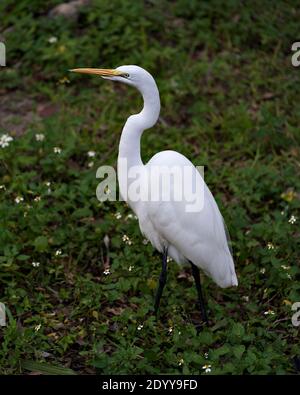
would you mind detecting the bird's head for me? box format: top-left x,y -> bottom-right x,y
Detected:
70,65 -> 155,92
70,64 -> 160,128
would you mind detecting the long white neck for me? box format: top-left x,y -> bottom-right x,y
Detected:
118,80 -> 160,166
117,78 -> 160,205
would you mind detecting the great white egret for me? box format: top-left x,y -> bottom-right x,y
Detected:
71,65 -> 238,323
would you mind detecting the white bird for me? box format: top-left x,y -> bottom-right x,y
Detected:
71,65 -> 238,323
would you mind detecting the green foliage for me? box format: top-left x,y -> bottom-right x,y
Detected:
0,0 -> 299,374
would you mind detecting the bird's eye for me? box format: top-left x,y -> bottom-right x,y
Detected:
121,73 -> 130,78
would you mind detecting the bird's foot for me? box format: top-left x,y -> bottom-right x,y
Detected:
191,318 -> 209,333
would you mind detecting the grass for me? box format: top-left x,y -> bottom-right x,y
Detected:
0,0 -> 300,374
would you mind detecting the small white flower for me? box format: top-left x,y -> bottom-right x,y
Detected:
45,181 -> 51,187
204,352 -> 209,359
281,211 -> 285,215
34,324 -> 41,332
0,134 -> 13,148
137,324 -> 143,331
53,147 -> 62,154
32,262 -> 40,268
35,133 -> 45,142
287,273 -> 292,280
281,265 -> 290,270
103,269 -> 110,275
242,296 -> 249,302
48,36 -> 57,44
58,76 -> 69,84
34,196 -> 41,202
122,234 -> 132,245
126,214 -> 134,219
88,161 -> 94,168
128,265 -> 134,272
0,185 -> 6,190
260,268 -> 266,274
87,151 -> 96,157
202,364 -> 212,373
178,358 -> 184,366
114,212 -> 122,220
178,331 -> 181,335
288,215 -> 297,224
267,242 -> 275,250
168,327 -> 173,334
15,196 -> 24,204
264,309 -> 275,316
167,256 -> 173,263
55,249 -> 62,256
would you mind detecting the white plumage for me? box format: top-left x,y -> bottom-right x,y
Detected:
142,151 -> 237,288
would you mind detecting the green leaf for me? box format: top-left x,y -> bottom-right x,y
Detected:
21,361 -> 77,375
232,323 -> 245,338
213,344 -> 230,358
17,255 -> 30,261
92,356 -> 109,369
71,208 -> 93,219
197,331 -> 214,345
33,236 -> 48,252
233,345 -> 246,359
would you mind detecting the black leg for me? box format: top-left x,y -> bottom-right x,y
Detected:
154,248 -> 168,315
190,262 -> 208,324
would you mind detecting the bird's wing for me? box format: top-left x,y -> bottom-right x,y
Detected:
222,215 -> 233,257
143,150 -> 237,288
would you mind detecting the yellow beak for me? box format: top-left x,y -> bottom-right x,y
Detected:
69,68 -> 125,77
